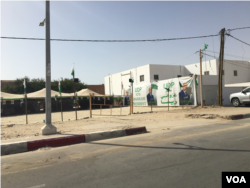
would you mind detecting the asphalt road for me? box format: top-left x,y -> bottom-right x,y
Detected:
1,119 -> 250,188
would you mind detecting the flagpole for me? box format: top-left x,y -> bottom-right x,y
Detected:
73,63 -> 77,120
60,93 -> 63,122
23,78 -> 28,124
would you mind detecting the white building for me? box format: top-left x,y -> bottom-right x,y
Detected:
104,59 -> 250,106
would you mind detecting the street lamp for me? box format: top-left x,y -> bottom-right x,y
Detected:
40,0 -> 57,135
39,18 -> 46,26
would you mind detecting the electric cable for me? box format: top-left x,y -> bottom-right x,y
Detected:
1,34 -> 220,43
226,34 -> 250,47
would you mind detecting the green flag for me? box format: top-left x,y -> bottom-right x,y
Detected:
23,79 -> 26,94
151,84 -> 158,90
71,64 -> 75,77
204,44 -> 208,50
58,81 -> 61,94
196,80 -> 198,86
179,82 -> 182,87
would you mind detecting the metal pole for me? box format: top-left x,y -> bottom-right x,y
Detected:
168,88 -> 169,111
41,0 -> 57,135
45,0 -> 51,126
195,75 -> 198,106
199,49 -> 203,107
25,93 -> 28,124
60,93 -> 63,122
89,93 -> 92,118
73,75 -> 77,120
131,82 -> 133,114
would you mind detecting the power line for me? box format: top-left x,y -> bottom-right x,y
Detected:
200,52 -> 250,69
1,26 -> 249,43
1,34 -> 220,42
226,34 -> 250,47
227,26 -> 250,32
205,49 -> 250,59
173,53 -> 196,64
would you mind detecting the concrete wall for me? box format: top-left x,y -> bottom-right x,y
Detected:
104,59 -> 250,105
224,60 -> 250,85
88,84 -> 105,95
104,65 -> 149,95
149,64 -> 186,82
184,59 -> 218,76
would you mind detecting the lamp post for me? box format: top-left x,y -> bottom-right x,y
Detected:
40,0 -> 57,135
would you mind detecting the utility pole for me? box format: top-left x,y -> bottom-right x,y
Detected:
41,0 -> 57,135
199,49 -> 204,107
218,28 -> 225,106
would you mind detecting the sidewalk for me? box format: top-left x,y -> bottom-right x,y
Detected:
1,106 -> 250,156
1,127 -> 147,156
1,106 -> 250,141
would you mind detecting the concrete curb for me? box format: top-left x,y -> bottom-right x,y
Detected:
230,113 -> 250,120
1,127 -> 147,156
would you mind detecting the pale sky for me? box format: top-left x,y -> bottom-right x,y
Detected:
1,1 -> 250,84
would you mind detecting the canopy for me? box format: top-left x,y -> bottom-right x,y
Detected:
73,88 -> 104,96
27,88 -> 73,98
1,92 -> 24,100
1,88 -> 104,100
225,82 -> 250,87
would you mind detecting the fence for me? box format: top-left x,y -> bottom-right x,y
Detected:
89,94 -> 132,117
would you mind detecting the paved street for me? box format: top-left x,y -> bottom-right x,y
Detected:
1,119 -> 250,188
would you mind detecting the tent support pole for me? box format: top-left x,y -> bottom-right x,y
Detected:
25,94 -> 28,124
89,93 -> 92,118
73,76 -> 77,120
60,93 -> 63,122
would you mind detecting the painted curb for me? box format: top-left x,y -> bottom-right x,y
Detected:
231,113 -> 250,120
1,142 -> 28,156
85,129 -> 126,142
1,127 -> 147,156
125,127 -> 147,135
27,135 -> 86,151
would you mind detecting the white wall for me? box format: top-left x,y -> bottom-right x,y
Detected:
104,65 -> 150,95
184,59 -> 218,76
224,60 -> 250,85
149,64 -> 186,82
104,59 -> 250,105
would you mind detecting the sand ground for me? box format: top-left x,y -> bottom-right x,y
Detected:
1,106 -> 249,140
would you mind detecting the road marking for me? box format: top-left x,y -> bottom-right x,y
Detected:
27,184 -> 45,188
236,137 -> 250,141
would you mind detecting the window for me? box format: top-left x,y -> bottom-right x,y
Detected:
243,87 -> 250,93
98,90 -> 100,93
140,75 -> 144,82
204,71 -> 209,75
177,75 -> 182,78
154,75 -> 159,80
234,70 -> 237,76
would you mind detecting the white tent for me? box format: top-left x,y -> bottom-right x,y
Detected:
1,92 -> 24,100
27,88 -> 73,98
72,88 -> 104,96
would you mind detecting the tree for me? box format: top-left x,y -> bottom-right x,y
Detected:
51,78 -> 88,93
1,77 -> 88,94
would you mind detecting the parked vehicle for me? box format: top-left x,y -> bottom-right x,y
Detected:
230,87 -> 250,107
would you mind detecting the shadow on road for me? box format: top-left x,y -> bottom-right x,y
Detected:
88,142 -> 250,153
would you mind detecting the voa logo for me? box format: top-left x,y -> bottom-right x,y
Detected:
226,176 -> 246,184
135,87 -> 142,92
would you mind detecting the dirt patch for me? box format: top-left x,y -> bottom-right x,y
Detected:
1,106 -> 249,141
185,114 -> 233,120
